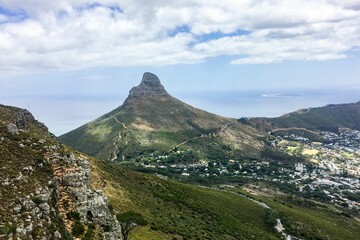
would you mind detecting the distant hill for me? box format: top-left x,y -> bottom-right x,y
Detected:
60,72 -> 264,161
248,102 -> 360,133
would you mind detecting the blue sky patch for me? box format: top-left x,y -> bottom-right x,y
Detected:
0,6 -> 28,23
196,29 -> 250,43
168,25 -> 191,36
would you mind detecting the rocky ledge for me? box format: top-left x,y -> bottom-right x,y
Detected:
128,72 -> 169,98
0,105 -> 122,240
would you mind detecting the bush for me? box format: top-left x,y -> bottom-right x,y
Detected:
264,210 -> 279,230
83,227 -> 94,240
108,203 -> 114,213
31,196 -> 45,205
72,221 -> 85,237
0,223 -> 16,234
67,211 -> 81,221
0,226 -> 10,235
101,224 -> 112,232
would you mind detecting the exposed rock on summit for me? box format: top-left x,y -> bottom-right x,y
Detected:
128,72 -> 168,98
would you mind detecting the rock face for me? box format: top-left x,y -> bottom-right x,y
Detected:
50,152 -> 122,239
128,72 -> 168,98
0,104 -> 122,239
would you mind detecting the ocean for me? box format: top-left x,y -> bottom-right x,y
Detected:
1,88 -> 359,136
180,88 -> 360,118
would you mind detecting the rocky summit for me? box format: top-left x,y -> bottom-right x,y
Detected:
128,72 -> 168,98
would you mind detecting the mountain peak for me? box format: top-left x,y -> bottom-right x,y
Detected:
129,72 -> 168,98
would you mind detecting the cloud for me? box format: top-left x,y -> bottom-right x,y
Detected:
0,0 -> 359,71
0,13 -> 7,22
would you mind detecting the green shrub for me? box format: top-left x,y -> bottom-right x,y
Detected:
0,225 -> 11,235
101,224 -> 112,232
0,223 -> 16,235
66,211 -> 81,221
83,227 -> 94,240
31,196 -> 45,205
264,210 -> 279,230
72,221 -> 85,237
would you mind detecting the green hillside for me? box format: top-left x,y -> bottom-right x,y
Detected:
249,102 -> 360,133
89,157 -> 279,240
60,73 -> 264,161
87,157 -> 360,240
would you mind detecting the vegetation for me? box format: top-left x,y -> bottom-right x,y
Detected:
60,94 -> 263,162
66,211 -> 81,221
261,146 -> 305,162
0,223 -> 16,235
222,186 -> 360,240
251,102 -> 360,133
3,95 -> 360,240
84,155 -> 360,240
72,221 -> 85,237
89,159 -> 280,239
0,105 -> 57,228
117,211 -> 148,240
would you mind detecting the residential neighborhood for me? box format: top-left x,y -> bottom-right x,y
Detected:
135,129 -> 360,212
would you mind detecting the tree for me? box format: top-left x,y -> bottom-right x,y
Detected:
116,211 -> 148,240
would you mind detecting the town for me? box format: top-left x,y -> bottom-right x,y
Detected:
130,129 -> 360,213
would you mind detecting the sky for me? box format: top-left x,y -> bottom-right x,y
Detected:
0,0 -> 360,135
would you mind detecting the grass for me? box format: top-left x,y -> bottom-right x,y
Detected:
260,102 -> 360,132
60,94 -> 264,162
341,152 -> 354,158
235,187 -> 360,240
88,158 -> 280,239
287,146 -> 298,153
90,158 -> 360,240
302,149 -> 319,156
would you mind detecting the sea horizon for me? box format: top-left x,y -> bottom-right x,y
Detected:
1,87 -> 359,136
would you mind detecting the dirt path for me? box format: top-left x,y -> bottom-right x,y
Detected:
169,122 -> 236,152
107,114 -> 128,129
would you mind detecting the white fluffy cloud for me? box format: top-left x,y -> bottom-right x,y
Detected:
0,0 -> 359,70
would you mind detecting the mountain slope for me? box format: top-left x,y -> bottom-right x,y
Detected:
0,104 -> 121,239
248,102 -> 360,133
60,72 -> 264,161
87,157 -> 360,240
89,159 -> 281,240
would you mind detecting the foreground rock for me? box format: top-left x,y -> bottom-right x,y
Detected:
0,104 -> 122,239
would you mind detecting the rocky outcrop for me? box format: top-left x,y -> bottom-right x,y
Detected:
128,72 -> 168,98
5,107 -> 48,135
0,104 -> 122,240
49,151 -> 122,239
